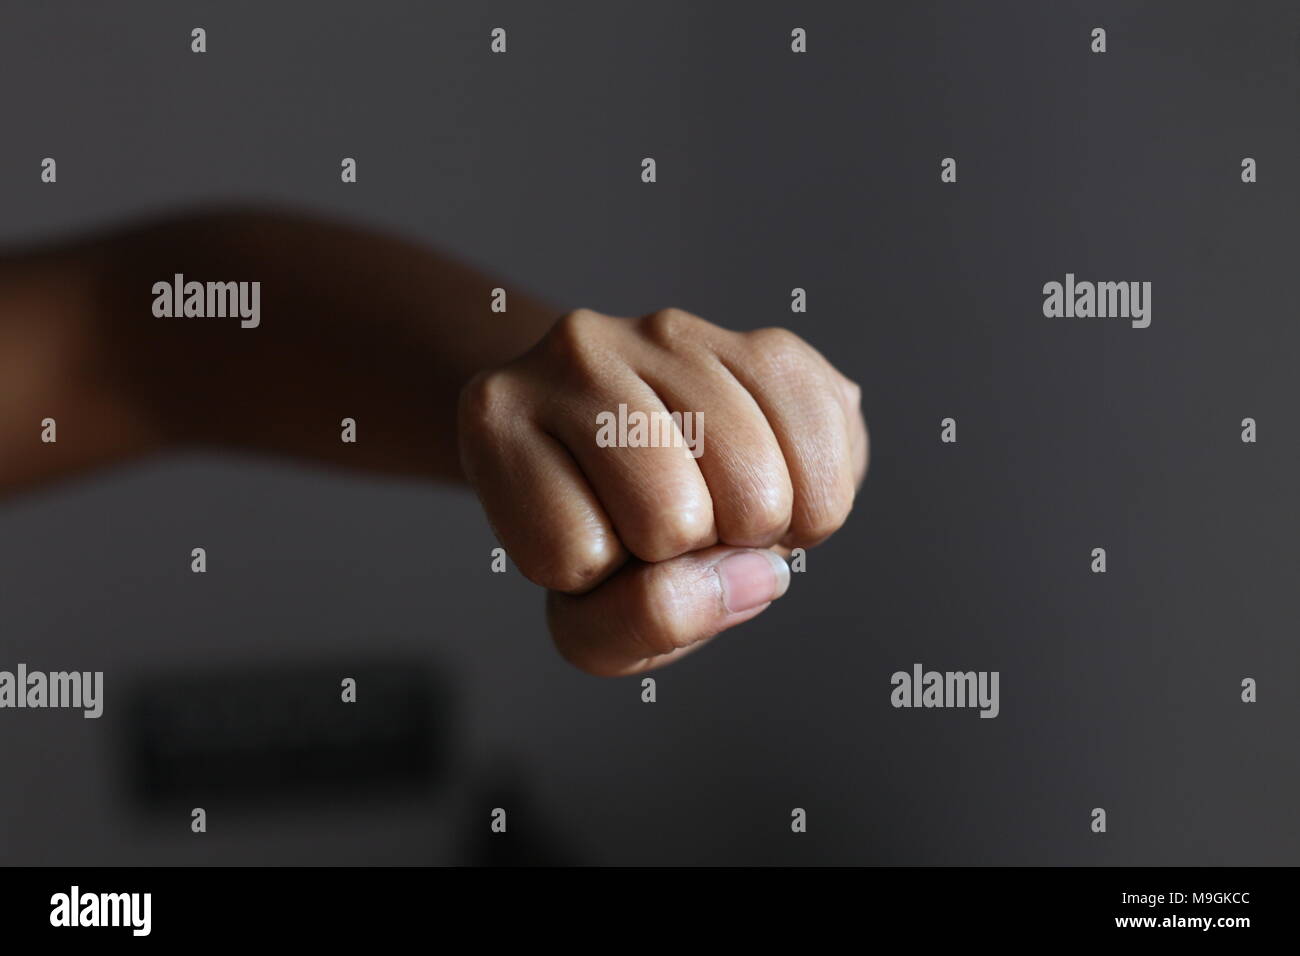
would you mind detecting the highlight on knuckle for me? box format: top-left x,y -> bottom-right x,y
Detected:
744,326 -> 815,380
629,504 -> 713,563
544,308 -> 609,379
533,535 -> 620,594
458,369 -> 515,433
639,307 -> 701,350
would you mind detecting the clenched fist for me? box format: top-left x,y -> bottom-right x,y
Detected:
458,308 -> 868,676
0,215 -> 859,676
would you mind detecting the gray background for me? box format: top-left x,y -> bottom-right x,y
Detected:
0,0 -> 1296,865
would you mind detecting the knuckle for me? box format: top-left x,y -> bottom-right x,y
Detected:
726,484 -> 792,545
530,535 -> 621,594
790,487 -> 854,545
543,308 -> 608,379
624,565 -> 691,658
744,327 -> 815,379
841,377 -> 862,407
748,325 -> 806,354
627,505 -> 714,563
457,369 -> 515,432
639,307 -> 701,349
553,307 -> 603,338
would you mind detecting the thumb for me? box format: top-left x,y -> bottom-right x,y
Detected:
546,545 -> 791,677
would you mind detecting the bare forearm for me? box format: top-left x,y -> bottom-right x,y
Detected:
0,208 -> 558,492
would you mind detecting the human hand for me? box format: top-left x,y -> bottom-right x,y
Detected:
458,308 -> 868,676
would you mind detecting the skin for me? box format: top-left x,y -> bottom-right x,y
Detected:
0,207 -> 868,676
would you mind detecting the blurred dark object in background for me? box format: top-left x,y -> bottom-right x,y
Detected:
121,657 -> 580,864
124,658 -> 445,812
